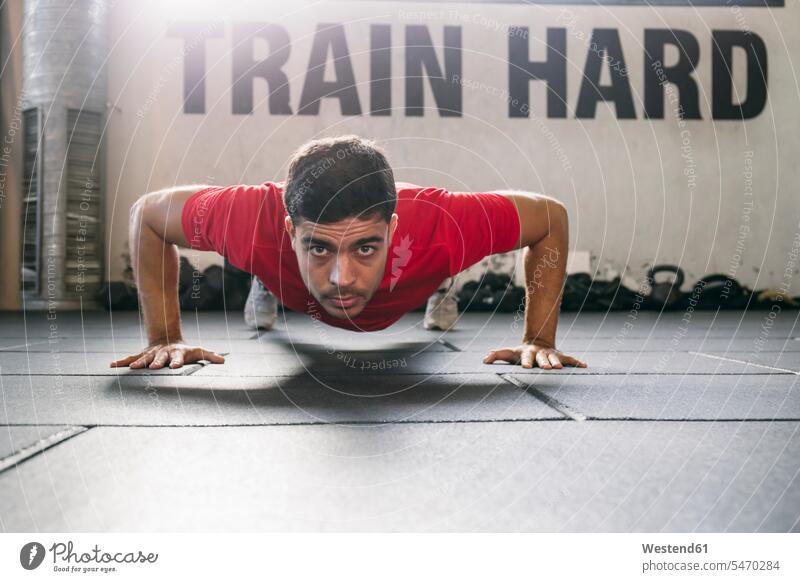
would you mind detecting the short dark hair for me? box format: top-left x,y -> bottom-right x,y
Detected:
283,135 -> 396,225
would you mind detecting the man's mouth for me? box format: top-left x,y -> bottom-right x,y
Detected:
327,295 -> 360,309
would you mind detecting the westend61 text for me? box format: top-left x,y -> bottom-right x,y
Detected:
642,543 -> 708,554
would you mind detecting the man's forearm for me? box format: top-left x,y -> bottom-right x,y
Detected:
111,185 -> 224,370
129,198 -> 183,345
521,208 -> 568,347
483,191 -> 583,369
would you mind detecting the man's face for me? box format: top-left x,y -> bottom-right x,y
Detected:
285,213 -> 398,319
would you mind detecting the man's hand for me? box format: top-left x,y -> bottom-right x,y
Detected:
126,186 -> 215,371
483,342 -> 587,369
110,343 -> 226,369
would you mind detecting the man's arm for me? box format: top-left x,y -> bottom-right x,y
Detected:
110,185 -> 225,369
483,190 -> 587,369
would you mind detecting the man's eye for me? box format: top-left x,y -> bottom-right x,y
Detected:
358,246 -> 376,256
310,246 -> 328,257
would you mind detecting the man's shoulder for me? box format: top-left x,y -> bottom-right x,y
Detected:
391,183 -> 452,250
254,180 -> 288,219
395,182 -> 444,197
394,183 -> 452,212
395,183 -> 494,203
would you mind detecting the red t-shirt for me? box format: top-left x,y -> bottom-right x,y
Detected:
181,181 -> 521,331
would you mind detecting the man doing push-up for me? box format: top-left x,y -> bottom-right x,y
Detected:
111,135 -> 586,371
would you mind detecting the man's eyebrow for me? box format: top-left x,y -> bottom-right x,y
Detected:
300,235 -> 385,247
301,236 -> 334,248
353,236 -> 385,246
300,234 -> 384,249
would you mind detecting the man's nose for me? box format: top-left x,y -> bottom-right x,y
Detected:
329,253 -> 357,288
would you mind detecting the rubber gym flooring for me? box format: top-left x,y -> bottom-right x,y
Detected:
0,309 -> 798,532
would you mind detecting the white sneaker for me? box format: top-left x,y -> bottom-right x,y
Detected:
244,277 -> 278,330
424,278 -> 458,331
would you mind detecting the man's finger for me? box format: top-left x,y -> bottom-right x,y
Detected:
547,352 -> 563,369
535,351 -> 552,369
561,354 -> 588,368
169,350 -> 184,369
110,354 -> 139,368
190,348 -> 225,364
131,352 -> 153,369
149,349 -> 170,369
204,351 -> 225,364
484,349 -> 516,364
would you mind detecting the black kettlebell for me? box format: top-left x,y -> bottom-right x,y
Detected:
646,265 -> 685,310
690,274 -> 749,310
457,281 -> 481,311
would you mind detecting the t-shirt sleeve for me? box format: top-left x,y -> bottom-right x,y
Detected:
437,190 -> 522,277
181,183 -> 273,272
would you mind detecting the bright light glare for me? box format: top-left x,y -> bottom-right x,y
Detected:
161,0 -> 262,21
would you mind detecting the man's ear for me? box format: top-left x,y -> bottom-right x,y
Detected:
284,216 -> 296,249
387,213 -> 399,244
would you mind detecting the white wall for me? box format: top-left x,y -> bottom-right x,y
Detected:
105,0 -> 800,294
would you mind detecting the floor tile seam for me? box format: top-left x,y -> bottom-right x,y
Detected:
0,426 -> 90,474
